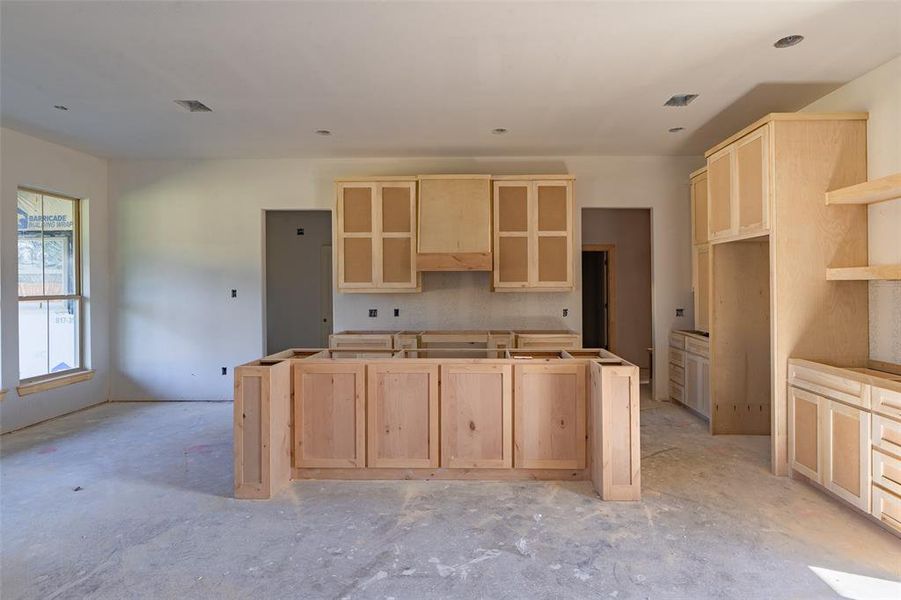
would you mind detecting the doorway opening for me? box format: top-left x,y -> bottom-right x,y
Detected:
264,210 -> 332,354
582,208 -> 652,384
582,245 -> 615,350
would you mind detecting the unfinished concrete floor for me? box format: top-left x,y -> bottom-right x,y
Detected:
2,395 -> 900,600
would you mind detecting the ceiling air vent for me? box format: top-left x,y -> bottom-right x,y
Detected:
174,100 -> 212,113
664,94 -> 698,107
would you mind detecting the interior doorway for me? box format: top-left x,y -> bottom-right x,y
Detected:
264,210 -> 332,354
582,208 -> 652,383
582,244 -> 615,350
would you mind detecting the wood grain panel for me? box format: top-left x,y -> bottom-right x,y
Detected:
381,186 -> 412,233
342,187 -> 372,233
537,236 -> 567,282
382,238 -> 412,283
692,172 -> 709,245
497,186 -> 528,232
498,237 -> 528,283
343,238 -> 373,283
736,130 -> 766,231
294,364 -> 365,468
707,150 -> 733,238
537,185 -> 567,231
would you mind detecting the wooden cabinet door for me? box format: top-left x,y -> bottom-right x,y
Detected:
691,172 -> 709,245
788,387 -> 824,482
735,127 -> 769,234
534,181 -> 573,288
337,183 -> 376,289
367,363 -> 439,468
440,364 -> 512,468
294,363 -> 366,468
693,245 -> 711,333
494,181 -> 530,288
513,363 -> 586,469
823,400 -> 870,511
707,147 -> 735,240
379,182 -> 418,289
684,353 -> 701,412
698,357 -> 711,419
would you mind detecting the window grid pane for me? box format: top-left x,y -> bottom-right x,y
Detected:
18,300 -> 49,379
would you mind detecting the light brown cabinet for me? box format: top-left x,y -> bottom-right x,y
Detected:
493,177 -> 573,291
789,386 -> 824,482
367,363 -> 439,468
293,363 -> 366,468
691,170 -> 709,245
336,180 -> 420,292
513,363 -> 586,468
706,125 -> 770,242
693,245 -> 711,333
417,175 -> 492,271
440,364 -> 513,468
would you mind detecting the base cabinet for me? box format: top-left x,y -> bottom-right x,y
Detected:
513,364 -> 586,469
789,387 -> 824,482
440,364 -> 513,468
293,363 -> 366,468
367,363 -> 439,468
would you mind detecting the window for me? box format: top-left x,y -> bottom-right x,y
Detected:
17,189 -> 83,381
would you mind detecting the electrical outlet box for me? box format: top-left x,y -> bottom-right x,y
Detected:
231,289 -> 237,298
369,309 -> 377,318
221,367 -> 227,375
676,308 -> 684,317
394,308 -> 400,317
562,308 -> 569,317
297,228 -> 304,235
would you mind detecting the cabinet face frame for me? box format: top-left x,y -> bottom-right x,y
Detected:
493,179 -> 573,291
513,363 -> 586,469
294,363 -> 366,468
336,181 -> 419,292
367,363 -> 439,468
706,145 -> 735,241
734,126 -> 770,235
690,172 -> 709,245
823,399 -> 870,511
788,387 -> 824,482
440,364 -> 513,468
692,244 -> 711,333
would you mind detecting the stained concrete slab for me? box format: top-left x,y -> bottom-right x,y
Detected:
2,396 -> 900,599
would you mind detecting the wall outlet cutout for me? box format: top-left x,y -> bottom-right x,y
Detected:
369,309 -> 378,318
394,308 -> 400,317
676,308 -> 685,317
221,367 -> 227,375
231,289 -> 237,298
297,228 -> 305,235
562,308 -> 569,317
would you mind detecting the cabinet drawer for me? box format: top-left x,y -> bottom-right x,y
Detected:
871,485 -> 901,535
788,363 -> 870,409
669,333 -> 686,350
670,380 -> 685,404
873,449 -> 901,497
670,348 -> 685,367
685,336 -> 709,358
670,364 -> 685,386
872,385 -> 901,421
873,414 -> 901,457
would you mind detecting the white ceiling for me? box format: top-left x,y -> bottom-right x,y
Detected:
1,1 -> 899,159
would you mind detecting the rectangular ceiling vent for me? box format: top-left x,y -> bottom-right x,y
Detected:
174,100 -> 212,113
664,94 -> 698,107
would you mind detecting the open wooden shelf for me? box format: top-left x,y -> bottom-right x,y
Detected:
825,173 -> 901,205
826,264 -> 901,281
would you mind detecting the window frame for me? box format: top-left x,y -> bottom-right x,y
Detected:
16,187 -> 85,385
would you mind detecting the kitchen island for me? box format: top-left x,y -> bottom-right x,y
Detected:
234,340 -> 640,503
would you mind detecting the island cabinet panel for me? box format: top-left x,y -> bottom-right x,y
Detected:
234,361 -> 292,499
293,363 -> 365,468
440,364 -> 513,468
367,363 -> 439,468
513,363 -> 586,469
589,361 -> 641,501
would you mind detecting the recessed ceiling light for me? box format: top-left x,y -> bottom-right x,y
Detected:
54,105 -> 68,111
664,94 -> 699,107
774,35 -> 804,48
315,129 -> 332,136
174,100 -> 212,112
668,127 -> 685,133
491,128 -> 508,135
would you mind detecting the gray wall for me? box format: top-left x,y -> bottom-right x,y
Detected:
265,210 -> 332,353
582,208 -> 653,374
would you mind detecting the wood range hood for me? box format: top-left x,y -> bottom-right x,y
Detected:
416,174 -> 493,271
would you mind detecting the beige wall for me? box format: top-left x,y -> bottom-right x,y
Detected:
803,56 -> 901,365
108,155 -> 700,402
582,209 -> 653,374
0,128 -> 110,433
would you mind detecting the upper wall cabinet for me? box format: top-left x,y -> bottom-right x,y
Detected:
707,125 -> 770,242
493,177 -> 574,292
417,175 -> 493,271
336,179 -> 420,293
690,169 -> 708,245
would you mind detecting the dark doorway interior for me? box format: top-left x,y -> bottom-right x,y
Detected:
582,249 -> 611,349
265,210 -> 332,354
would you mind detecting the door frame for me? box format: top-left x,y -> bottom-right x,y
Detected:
581,243 -> 616,352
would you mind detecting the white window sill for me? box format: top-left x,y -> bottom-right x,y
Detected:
16,370 -> 95,397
